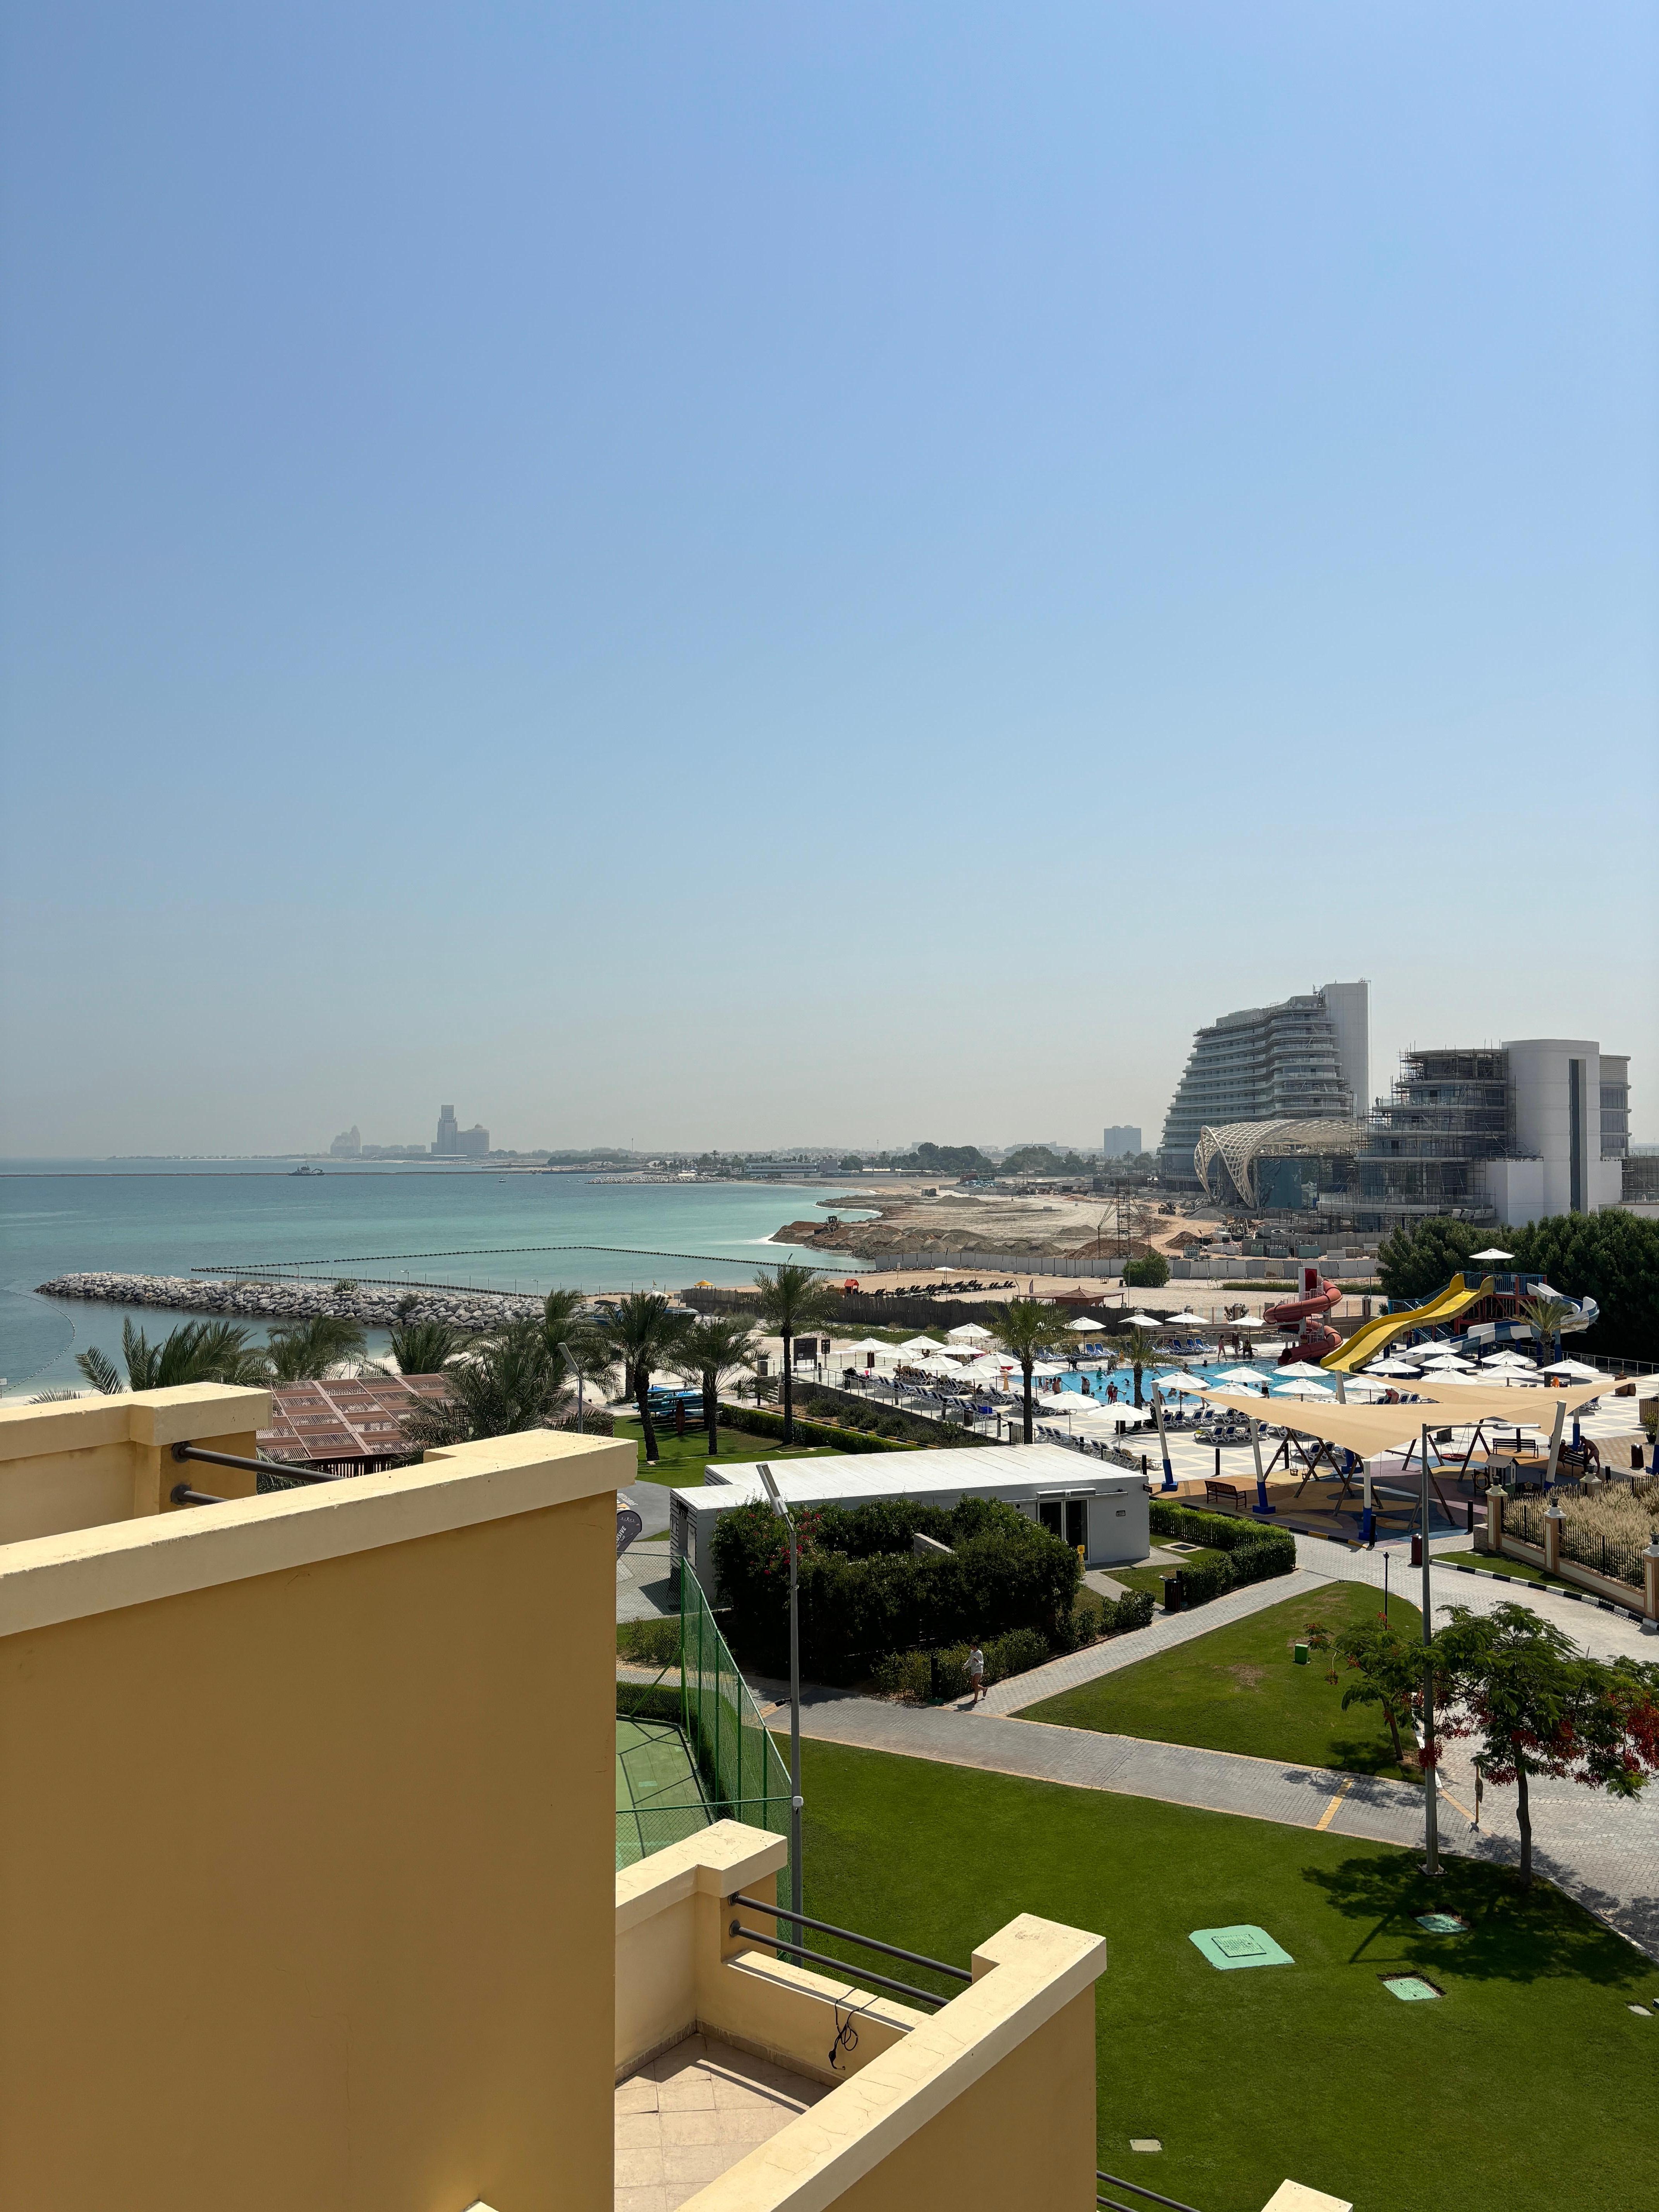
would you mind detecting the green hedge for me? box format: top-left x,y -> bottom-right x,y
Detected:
1148,1501 -> 1296,1604
711,1494 -> 1080,1685
715,1401 -> 918,1453
872,1590 -> 1156,1702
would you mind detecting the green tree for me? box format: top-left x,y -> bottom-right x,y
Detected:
260,1314 -> 368,1382
1376,1210 -> 1659,1359
1121,1252 -> 1170,1289
674,1313 -> 759,1457
599,1293 -> 692,1463
1375,1218 -> 1492,1305
751,1263 -> 836,1445
990,1297 -> 1072,1442
76,1317 -> 269,1395
1436,1601 -> 1659,1886
1110,1324 -> 1163,1409
399,1317 -> 565,1448
380,1317 -> 468,1376
1508,1209 -> 1659,1363
1336,1615 -> 1428,1770
1519,1293 -> 1572,1368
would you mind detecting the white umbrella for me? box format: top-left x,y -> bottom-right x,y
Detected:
1233,1314 -> 1264,1329
1274,1380 -> 1337,1400
1067,1316 -> 1105,1331
946,1322 -> 993,1342
1480,1352 -> 1535,1369
1121,1313 -> 1166,1329
899,1335 -> 941,1352
1162,1312 -> 1211,1329
1030,1362 -> 1068,1378
844,1337 -> 900,1354
1276,1360 -> 1332,1380
1215,1365 -> 1270,1385
1469,1247 -> 1514,1262
1364,1359 -> 1419,1376
1541,1359 -> 1605,1382
1156,1376 -> 1214,1398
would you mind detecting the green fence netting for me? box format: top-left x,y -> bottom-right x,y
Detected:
678,1559 -> 792,1846
616,1563 -> 792,1873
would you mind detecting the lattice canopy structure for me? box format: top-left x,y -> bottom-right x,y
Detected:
1194,1118 -> 1367,1208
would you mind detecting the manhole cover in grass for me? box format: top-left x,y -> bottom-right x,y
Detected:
1130,2139 -> 1163,2154
1414,1913 -> 1468,1934
1189,1925 -> 1294,1971
1381,1974 -> 1442,2002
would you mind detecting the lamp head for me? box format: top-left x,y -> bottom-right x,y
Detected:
755,1461 -> 789,1520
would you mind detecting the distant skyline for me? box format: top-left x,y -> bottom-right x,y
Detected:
2,5 -> 1654,1158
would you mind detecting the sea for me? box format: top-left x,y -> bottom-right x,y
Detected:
0,1161 -> 863,1398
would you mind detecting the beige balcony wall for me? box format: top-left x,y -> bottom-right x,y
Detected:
616,1824 -> 1109,2210
0,1382 -> 271,1540
0,1422 -> 633,2212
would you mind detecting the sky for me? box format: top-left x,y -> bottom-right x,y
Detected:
2,2 -> 1655,1156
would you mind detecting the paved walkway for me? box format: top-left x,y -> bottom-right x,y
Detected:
976,1568 -> 1332,1713
762,1682 -> 1659,1960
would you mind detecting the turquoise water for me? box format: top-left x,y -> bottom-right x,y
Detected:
1057,1360 -> 1281,1399
0,1161 -> 856,1395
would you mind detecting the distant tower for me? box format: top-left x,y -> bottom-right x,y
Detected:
433,1104 -> 460,1156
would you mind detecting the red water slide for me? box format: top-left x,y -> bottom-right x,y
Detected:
1262,1276 -> 1342,1331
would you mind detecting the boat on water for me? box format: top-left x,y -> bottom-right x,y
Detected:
289,1164 -> 325,1177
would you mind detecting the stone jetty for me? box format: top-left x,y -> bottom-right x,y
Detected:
36,1273 -> 544,1331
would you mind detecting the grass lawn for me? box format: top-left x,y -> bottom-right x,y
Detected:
1023,1582 -> 1425,1780
1108,1546 -> 1228,1601
615,1417 -> 833,1488
797,1739 -> 1659,2212
1436,1549 -> 1601,1598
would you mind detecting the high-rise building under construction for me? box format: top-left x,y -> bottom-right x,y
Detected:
1158,982 -> 1369,1186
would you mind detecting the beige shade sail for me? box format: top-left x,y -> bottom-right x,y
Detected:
1389,1378 -> 1609,1417
1202,1377 -> 1607,1460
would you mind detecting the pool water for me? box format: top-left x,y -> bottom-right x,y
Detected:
1054,1360 -> 1282,1403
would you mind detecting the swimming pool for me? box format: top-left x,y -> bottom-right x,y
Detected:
1054,1360 -> 1283,1401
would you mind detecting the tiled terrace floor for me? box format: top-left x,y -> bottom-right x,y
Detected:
615,2032 -> 828,2211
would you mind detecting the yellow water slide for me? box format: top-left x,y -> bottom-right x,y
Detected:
1321,1273 -> 1494,1374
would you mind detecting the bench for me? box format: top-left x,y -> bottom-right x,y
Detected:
1204,1479 -> 1247,1514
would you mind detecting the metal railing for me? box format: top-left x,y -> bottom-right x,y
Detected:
1098,2171 -> 1204,2212
726,1891 -> 972,2010
167,1440 -> 346,1506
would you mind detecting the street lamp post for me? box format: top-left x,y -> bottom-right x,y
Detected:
1419,1423 -> 1440,1876
755,1462 -> 804,1962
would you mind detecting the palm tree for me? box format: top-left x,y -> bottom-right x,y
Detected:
751,1264 -> 835,1444
538,1288 -> 587,1376
260,1315 -> 368,1382
1521,1294 -> 1573,1369
76,1317 -> 268,1395
989,1297 -> 1072,1443
1112,1325 -> 1163,1410
398,1317 -> 565,1448
599,1293 -> 692,1463
675,1314 -> 759,1457
380,1317 -> 469,1376
553,1329 -> 618,1434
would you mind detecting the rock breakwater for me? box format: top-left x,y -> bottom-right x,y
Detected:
36,1272 -> 543,1331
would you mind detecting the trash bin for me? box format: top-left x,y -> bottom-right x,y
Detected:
1163,1573 -> 1183,1614
1410,1534 -> 1422,1568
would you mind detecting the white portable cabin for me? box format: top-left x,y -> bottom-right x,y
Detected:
668,1445 -> 1150,1599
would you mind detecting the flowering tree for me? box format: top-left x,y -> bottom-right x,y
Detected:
1436,1602 -> 1659,1886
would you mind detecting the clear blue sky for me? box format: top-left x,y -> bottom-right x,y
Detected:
2,2 -> 1654,1154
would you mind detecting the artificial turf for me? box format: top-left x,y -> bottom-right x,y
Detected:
796,1738 -> 1658,2212
1022,1582 -> 1426,1780
614,1416 -> 830,1487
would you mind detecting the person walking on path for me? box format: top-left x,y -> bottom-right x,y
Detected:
966,1640 -> 987,1707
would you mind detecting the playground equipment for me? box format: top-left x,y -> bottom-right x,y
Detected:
1322,1271 -> 1599,1375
